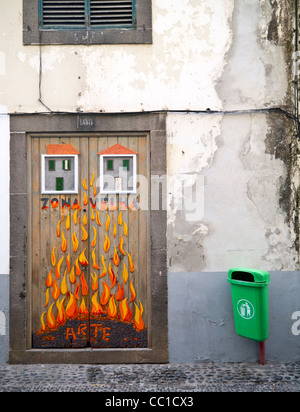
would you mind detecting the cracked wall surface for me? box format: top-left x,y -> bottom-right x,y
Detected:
167,0 -> 299,273
0,0 -> 299,362
1,1 -> 298,273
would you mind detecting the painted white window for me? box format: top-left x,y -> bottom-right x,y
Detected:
41,155 -> 79,194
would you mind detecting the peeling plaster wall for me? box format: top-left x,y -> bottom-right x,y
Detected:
167,112 -> 298,273
167,0 -> 298,274
0,0 -> 234,113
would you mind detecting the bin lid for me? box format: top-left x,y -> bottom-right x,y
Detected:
228,267 -> 270,285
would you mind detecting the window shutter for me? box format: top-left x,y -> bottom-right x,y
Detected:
63,159 -> 71,170
42,0 -> 86,27
123,159 -> 129,170
41,0 -> 135,29
49,160 -> 55,171
107,159 -> 114,170
90,0 -> 134,27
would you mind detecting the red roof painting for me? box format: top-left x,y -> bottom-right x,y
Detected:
98,143 -> 138,155
47,144 -> 80,155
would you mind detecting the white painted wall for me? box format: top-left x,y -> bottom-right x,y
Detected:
0,0 -> 296,275
0,0 -> 234,113
0,311 -> 5,336
0,106 -> 9,276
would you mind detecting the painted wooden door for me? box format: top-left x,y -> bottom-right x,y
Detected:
30,135 -> 150,349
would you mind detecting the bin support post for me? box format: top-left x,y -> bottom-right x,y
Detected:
259,341 -> 265,365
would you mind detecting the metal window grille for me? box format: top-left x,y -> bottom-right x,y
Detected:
40,0 -> 136,29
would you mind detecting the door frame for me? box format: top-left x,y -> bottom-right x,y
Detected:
9,112 -> 168,364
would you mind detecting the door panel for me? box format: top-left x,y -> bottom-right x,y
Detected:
31,135 -> 149,349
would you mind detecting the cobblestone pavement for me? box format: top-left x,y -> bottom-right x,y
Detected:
0,362 -> 300,393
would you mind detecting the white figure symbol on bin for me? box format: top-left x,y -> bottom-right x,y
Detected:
237,299 -> 255,320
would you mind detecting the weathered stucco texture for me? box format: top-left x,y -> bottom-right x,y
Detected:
0,0 -> 297,274
167,0 -> 298,273
0,0 -> 234,113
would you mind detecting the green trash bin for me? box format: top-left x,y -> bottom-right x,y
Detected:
227,268 -> 270,342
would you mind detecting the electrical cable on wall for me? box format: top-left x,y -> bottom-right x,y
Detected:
38,30 -> 52,113
2,3 -> 300,138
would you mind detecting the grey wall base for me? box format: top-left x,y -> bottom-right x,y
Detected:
168,272 -> 300,363
1,271 -> 300,363
0,275 -> 9,363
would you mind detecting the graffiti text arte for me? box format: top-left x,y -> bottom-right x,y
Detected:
65,323 -> 111,342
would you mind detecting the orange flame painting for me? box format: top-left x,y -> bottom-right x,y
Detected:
129,282 -> 136,303
52,279 -> 60,301
47,302 -> 56,329
45,270 -> 53,288
66,254 -> 71,273
118,211 -> 123,226
34,167 -> 147,349
100,255 -> 107,278
134,301 -> 145,331
103,234 -> 110,253
96,210 -> 101,226
60,270 -> 68,295
81,273 -> 88,296
61,231 -> 67,253
74,281 -> 80,300
83,192 -> 88,206
105,213 -> 110,232
69,266 -> 76,284
66,214 -> 70,230
100,281 -> 110,306
123,221 -> 128,237
82,178 -> 88,190
66,293 -> 78,318
79,248 -> 88,266
81,224 -> 88,241
56,297 -> 66,324
113,246 -> 119,266
73,209 -> 78,225
91,226 -> 97,247
113,220 -> 117,238
108,263 -> 116,289
40,312 -> 46,332
91,272 -> 98,291
56,220 -> 61,237
107,295 -> 117,319
75,258 -> 81,276
116,282 -> 124,301
92,248 -> 100,270
122,262 -> 128,284
91,208 -> 95,221
55,256 -> 64,280
127,252 -> 135,272
51,247 -> 56,267
90,172 -> 95,186
119,298 -> 132,322
91,291 -> 103,315
119,235 -> 126,256
79,297 -> 89,315
72,232 -> 79,252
